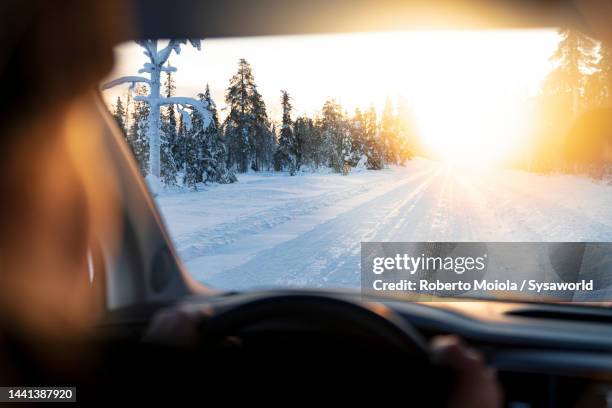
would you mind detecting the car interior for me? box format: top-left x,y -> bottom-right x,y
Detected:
3,0 -> 612,406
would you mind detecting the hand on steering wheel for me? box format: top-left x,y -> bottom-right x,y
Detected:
431,335 -> 503,408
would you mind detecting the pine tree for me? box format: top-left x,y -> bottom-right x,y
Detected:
293,117 -> 316,171
205,93 -> 237,183
395,97 -> 414,165
251,86 -> 274,171
263,122 -> 277,171
160,66 -> 179,185
163,64 -> 180,164
319,99 -> 351,173
533,29 -> 599,171
113,96 -> 127,135
273,90 -> 297,173
600,44 -> 612,106
308,118 -> 326,169
186,84 -> 236,187
224,59 -> 272,173
563,40 -> 612,176
547,29 -> 598,116
349,108 -> 367,167
225,59 -> 256,173
182,111 -> 200,188
362,106 -> 385,170
126,85 -> 150,175
380,97 -> 398,165
160,111 -> 179,185
585,43 -> 612,107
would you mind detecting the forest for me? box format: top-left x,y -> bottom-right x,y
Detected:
108,44 -> 414,189
527,29 -> 612,177
106,29 -> 612,190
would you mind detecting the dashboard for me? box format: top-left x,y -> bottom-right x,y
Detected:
103,290 -> 612,407
391,299 -> 612,407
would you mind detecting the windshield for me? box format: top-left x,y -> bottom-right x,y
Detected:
102,30 -> 612,302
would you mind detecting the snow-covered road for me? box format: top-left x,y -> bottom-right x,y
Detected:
156,158 -> 612,290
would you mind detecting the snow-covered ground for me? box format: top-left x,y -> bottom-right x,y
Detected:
155,158 -> 612,290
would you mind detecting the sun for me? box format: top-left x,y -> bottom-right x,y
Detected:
395,30 -> 557,168
412,86 -> 529,167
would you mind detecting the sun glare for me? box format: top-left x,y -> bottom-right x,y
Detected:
352,30 -> 558,167
412,74 -> 530,167
400,31 -> 555,167
108,30 -> 560,167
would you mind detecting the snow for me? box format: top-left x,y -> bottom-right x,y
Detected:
145,174 -> 163,196
105,39 -> 207,179
101,76 -> 149,90
155,158 -> 612,290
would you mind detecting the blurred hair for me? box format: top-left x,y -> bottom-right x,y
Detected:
0,0 -> 123,242
0,1 -> 124,343
0,1 -> 125,131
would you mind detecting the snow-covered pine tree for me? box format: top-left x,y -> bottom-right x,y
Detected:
112,96 -> 127,135
102,39 -> 211,190
160,112 -> 178,186
250,85 -> 273,171
160,66 -> 179,185
395,97 -> 414,165
224,59 -> 255,173
598,44 -> 612,106
319,99 -> 351,173
185,84 -> 236,188
126,85 -> 150,175
262,122 -> 277,171
548,29 -> 598,116
293,117 -> 317,170
182,110 -> 200,188
273,90 -> 297,174
533,29 -> 599,171
381,97 -> 398,165
202,85 -> 237,183
224,59 -> 273,173
270,123 -> 278,170
362,105 -> 384,170
348,107 -> 366,167
585,42 -> 612,108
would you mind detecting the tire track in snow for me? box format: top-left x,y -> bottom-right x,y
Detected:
175,166 -> 437,262
491,176 -> 612,241
397,166 -> 454,240
450,170 -> 539,241
465,175 -> 544,241
312,167 -> 443,285
207,167 -> 441,289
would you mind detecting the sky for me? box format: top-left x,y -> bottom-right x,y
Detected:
103,30 -> 561,165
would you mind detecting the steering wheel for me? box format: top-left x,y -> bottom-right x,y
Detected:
200,293 -> 453,405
